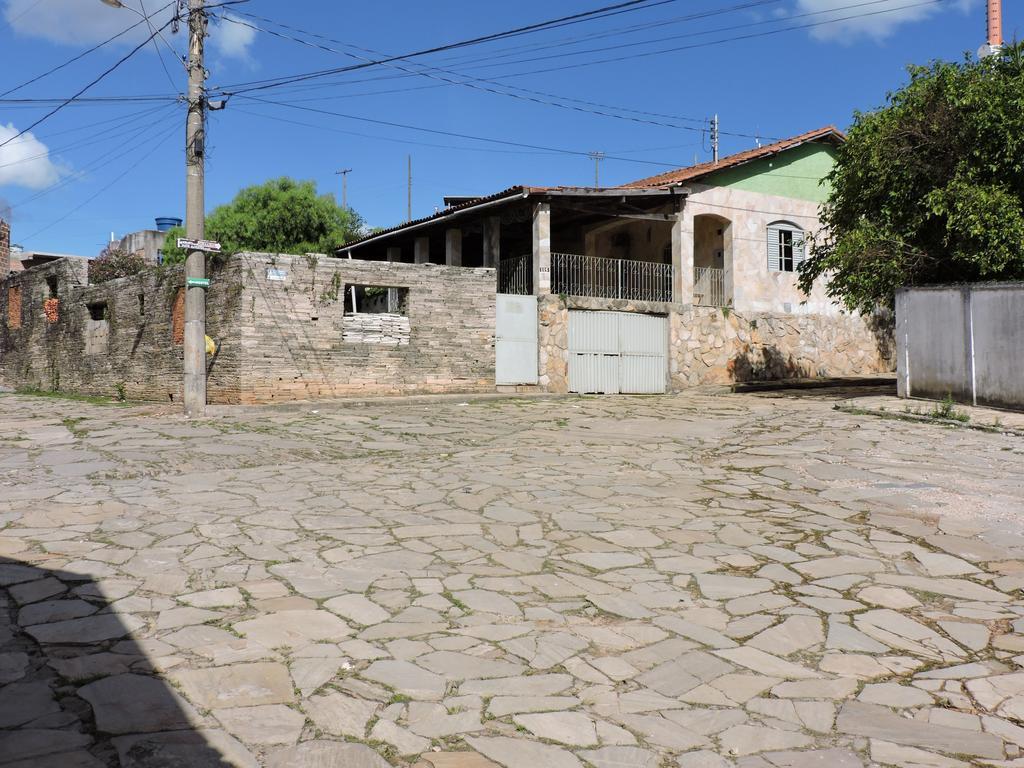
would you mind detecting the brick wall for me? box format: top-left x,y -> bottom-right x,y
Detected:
234,253 -> 496,402
1,219 -> 10,273
0,253 -> 497,404
0,258 -> 243,402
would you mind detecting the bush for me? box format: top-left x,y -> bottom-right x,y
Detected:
89,245 -> 145,284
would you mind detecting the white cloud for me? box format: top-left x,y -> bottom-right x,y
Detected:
796,0 -> 977,42
3,0 -> 254,60
211,12 -> 257,62
0,123 -> 66,189
3,0 -> 175,46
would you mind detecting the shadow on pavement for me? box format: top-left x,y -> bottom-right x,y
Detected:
0,557 -> 246,768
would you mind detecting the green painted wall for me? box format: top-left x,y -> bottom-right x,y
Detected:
703,143 -> 837,203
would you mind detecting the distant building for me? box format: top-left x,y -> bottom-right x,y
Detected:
116,217 -> 182,266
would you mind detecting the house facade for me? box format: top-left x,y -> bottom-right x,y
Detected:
342,126 -> 893,395
0,127 -> 893,404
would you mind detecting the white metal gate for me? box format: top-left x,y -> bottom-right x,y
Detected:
568,311 -> 667,394
496,294 -> 538,385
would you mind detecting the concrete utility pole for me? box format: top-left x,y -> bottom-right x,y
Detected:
184,0 -> 207,418
588,151 -> 605,187
711,114 -> 720,164
335,168 -> 352,209
979,0 -> 1002,57
407,155 -> 412,222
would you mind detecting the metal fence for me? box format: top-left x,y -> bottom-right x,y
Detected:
693,266 -> 726,307
497,255 -> 532,295
551,253 -> 673,302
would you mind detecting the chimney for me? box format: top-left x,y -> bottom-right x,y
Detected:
0,219 -> 9,272
980,0 -> 1002,57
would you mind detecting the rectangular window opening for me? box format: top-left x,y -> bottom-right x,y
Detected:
344,285 -> 409,315
87,301 -> 108,321
138,293 -> 146,316
45,276 -> 59,299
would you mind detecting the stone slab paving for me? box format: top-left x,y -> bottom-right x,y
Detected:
0,389 -> 1023,768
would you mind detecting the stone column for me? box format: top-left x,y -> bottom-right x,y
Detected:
482,217 -> 500,267
445,229 -> 463,267
386,247 -> 401,312
532,202 -> 551,295
414,236 -> 430,264
722,222 -> 735,309
672,200 -> 693,304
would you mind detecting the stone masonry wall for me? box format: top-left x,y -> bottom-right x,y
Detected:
0,259 -> 243,403
537,295 -> 893,393
234,253 -> 496,402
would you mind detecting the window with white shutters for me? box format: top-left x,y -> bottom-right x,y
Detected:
767,221 -> 805,272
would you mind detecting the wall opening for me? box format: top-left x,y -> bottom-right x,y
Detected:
138,293 -> 146,316
45,276 -> 58,298
6,286 -> 21,329
87,302 -> 108,321
342,285 -> 411,346
344,285 -> 409,315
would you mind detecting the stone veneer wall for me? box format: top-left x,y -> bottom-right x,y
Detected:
234,253 -> 496,402
537,295 -> 893,393
0,254 -> 496,404
0,258 -> 243,403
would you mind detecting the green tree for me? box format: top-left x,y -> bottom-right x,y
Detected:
799,44 -> 1024,313
162,177 -> 363,264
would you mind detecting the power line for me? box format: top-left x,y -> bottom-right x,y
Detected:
0,17 -> 175,150
212,0 -> 684,96
0,8 -> 162,98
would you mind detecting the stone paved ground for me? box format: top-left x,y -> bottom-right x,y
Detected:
1,388 -> 1023,768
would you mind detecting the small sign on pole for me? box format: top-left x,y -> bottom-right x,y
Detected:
176,237 -> 222,253
186,277 -> 211,289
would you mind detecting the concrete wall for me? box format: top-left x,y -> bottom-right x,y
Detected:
0,258 -> 243,403
897,284 -> 1024,410
536,294 -> 893,393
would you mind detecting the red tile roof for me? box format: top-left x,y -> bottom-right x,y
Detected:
621,126 -> 845,189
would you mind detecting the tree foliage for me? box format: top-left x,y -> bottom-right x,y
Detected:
89,244 -> 145,284
799,44 -> 1024,313
162,177 -> 363,264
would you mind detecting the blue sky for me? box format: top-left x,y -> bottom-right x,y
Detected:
1,0 -> 1020,255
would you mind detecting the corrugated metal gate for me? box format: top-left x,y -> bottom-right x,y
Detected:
568,311 -> 667,394
495,294 -> 538,385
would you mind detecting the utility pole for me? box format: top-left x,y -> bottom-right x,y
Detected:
407,155 -> 412,222
979,0 -> 1002,57
711,114 -> 719,164
588,151 -> 605,187
184,0 -> 207,418
335,168 -> 352,209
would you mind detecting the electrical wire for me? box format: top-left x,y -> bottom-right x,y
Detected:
212,0 -> 685,97
0,17 -> 175,150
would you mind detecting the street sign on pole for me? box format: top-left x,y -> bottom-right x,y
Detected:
177,237 -> 222,253
186,277 -> 211,289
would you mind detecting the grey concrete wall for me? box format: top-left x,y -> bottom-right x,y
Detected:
897,283 -> 1024,410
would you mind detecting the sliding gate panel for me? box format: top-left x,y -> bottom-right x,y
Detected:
496,294 -> 539,385
568,310 -> 667,394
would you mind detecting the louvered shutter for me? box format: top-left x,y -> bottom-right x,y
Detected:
767,225 -> 781,271
793,230 -> 807,269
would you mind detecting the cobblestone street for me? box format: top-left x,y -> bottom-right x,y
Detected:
1,388 -> 1023,768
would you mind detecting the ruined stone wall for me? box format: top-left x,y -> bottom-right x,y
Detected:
234,253 -> 496,402
0,259 -> 243,403
536,295 -> 893,393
